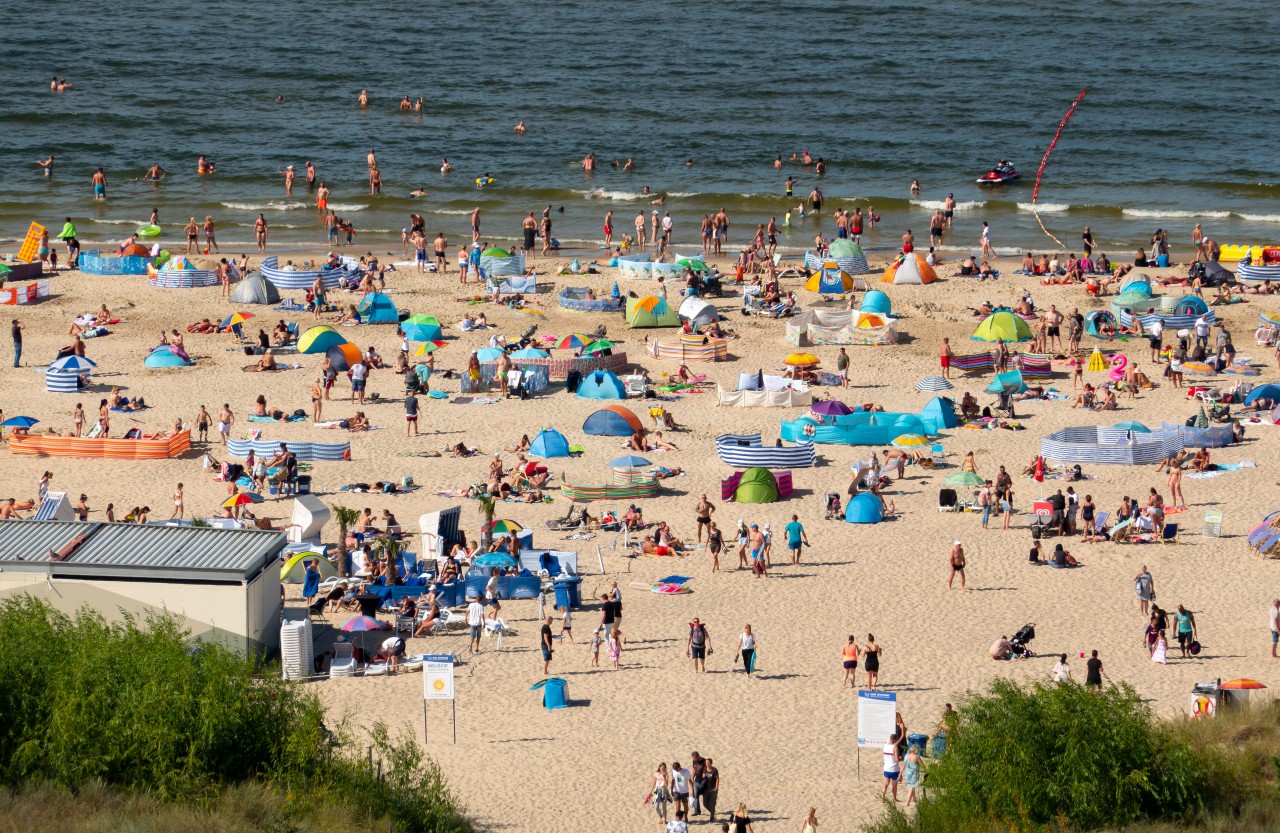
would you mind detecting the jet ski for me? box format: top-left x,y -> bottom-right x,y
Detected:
976,160 -> 1020,185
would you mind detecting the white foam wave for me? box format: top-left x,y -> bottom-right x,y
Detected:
910,199 -> 985,211
1018,202 -> 1070,213
326,203 -> 367,212
1234,213 -> 1280,223
667,192 -> 696,198
220,201 -> 310,211
580,189 -> 646,201
90,218 -> 146,225
1122,208 -> 1229,219
234,223 -> 307,229
432,209 -> 474,215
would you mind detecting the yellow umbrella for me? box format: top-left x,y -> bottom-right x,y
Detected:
516,307 -> 546,318
784,353 -> 821,367
415,340 -> 446,356
1086,347 -> 1109,372
892,434 -> 929,448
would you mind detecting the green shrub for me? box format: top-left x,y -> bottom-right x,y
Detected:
0,597 -> 471,833
869,679 -> 1217,833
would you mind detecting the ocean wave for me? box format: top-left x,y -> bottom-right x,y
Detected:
1018,202 -> 1070,213
432,209 -> 475,215
910,199 -> 985,211
579,189 -> 647,201
1234,212 -> 1280,223
326,203 -> 367,212
220,201 -> 310,211
1122,208 -> 1230,219
234,222 -> 307,229
90,218 -> 146,225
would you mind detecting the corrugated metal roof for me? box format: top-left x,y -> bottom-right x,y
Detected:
0,521 -> 285,581
67,525 -> 284,576
0,520 -> 99,563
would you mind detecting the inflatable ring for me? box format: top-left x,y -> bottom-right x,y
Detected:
136,225 -> 161,238
1108,353 -> 1128,381
475,177 -> 494,186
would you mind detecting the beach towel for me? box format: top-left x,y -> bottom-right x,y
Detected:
1186,461 -> 1256,479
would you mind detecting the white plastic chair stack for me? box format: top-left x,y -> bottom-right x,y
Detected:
280,618 -> 314,681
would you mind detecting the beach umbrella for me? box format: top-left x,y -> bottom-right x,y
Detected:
1222,363 -> 1260,377
221,492 -> 264,508
298,325 -> 347,354
1086,347 -> 1110,372
0,416 -> 38,428
1260,312 -> 1280,327
785,352 -> 821,367
325,343 -> 363,372
1112,421 -> 1151,433
1194,407 -> 1209,428
675,257 -> 708,271
811,400 -> 853,416
1219,679 -> 1267,690
1180,361 -> 1217,377
582,340 -> 615,355
221,311 -> 254,328
50,355 -> 98,372
473,552 -> 518,569
971,311 -> 1033,343
490,519 -> 524,534
400,314 -> 443,342
341,615 -> 382,633
482,247 -> 511,258
554,333 -> 593,350
608,454 -> 652,469
944,470 -> 984,487
915,375 -> 954,393
510,347 -> 551,359
515,307 -> 547,318
476,347 -> 506,362
892,434 -> 929,448
414,340 -> 446,356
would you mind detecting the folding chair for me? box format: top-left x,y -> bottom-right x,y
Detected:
1160,523 -> 1179,544
937,488 -> 958,512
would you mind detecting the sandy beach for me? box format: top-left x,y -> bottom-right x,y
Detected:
2,241 -> 1278,831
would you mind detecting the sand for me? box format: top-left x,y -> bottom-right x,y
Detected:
3,242 -> 1278,832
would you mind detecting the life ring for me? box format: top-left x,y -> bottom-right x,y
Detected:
1191,694 -> 1215,719
475,177 -> 494,187
136,224 -> 161,238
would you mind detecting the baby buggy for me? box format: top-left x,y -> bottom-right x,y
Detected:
823,492 -> 843,520
1010,623 -> 1036,658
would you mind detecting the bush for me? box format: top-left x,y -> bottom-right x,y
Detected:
0,597 -> 472,833
868,679 -> 1221,833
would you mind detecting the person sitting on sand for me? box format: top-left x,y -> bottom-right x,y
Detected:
989,635 -> 1012,660
254,394 -> 269,417
649,431 -> 679,451
1190,447 -> 1212,472
256,349 -> 277,371
348,411 -> 369,432
272,320 -> 291,344
109,387 -> 145,411
628,429 -> 649,451
623,504 -> 643,530
1092,387 -> 1118,411
334,304 -> 360,325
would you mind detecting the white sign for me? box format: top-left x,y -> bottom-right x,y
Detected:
423,654 -> 455,700
857,690 -> 898,748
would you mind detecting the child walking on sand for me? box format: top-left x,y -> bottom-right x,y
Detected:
608,626 -> 625,669
589,630 -> 602,667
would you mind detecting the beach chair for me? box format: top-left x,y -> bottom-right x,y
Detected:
1088,510 -> 1109,539
930,444 -> 945,465
937,488 -> 958,512
1161,523 -> 1179,544
329,642 -> 360,677
624,374 -> 648,397
485,617 -> 513,650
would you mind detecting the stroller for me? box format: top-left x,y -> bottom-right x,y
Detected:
1009,623 -> 1036,658
824,492 -> 843,520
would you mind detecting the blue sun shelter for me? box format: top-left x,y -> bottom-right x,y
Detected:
357,292 -> 401,324
583,405 -> 644,436
845,493 -> 884,524
529,428 -> 571,458
920,396 -> 959,430
144,346 -> 192,368
860,290 -> 892,316
576,370 -> 628,400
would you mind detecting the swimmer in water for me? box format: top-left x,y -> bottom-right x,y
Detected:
367,149 -> 377,169
358,89 -> 368,107
641,186 -> 651,195
685,158 -> 694,167
440,158 -> 453,173
305,161 -> 316,188
91,167 -> 108,200
275,94 -> 284,102
399,95 -> 412,110
650,196 -> 665,206
514,120 -> 527,133
409,187 -> 430,198
623,157 -> 636,171
145,163 -> 167,181
910,178 -> 921,195
36,155 -> 54,177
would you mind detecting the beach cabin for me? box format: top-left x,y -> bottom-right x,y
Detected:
0,521 -> 285,656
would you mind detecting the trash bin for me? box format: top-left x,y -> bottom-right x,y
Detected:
530,677 -> 568,710
907,733 -> 929,754
296,474 -> 312,495
552,576 -> 582,610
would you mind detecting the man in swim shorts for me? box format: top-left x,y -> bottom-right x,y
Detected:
944,194 -> 956,228
687,618 -> 709,672
470,207 -> 481,243
91,167 -> 107,199
694,494 -> 716,543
